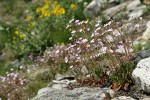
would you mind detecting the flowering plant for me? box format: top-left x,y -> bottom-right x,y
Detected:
43,18 -> 143,86
7,0 -> 79,58
0,72 -> 27,99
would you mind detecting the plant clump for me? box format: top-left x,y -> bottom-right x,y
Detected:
43,18 -> 143,89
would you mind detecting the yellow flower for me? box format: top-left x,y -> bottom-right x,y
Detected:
43,3 -> 50,9
70,4 -> 76,9
43,52 -> 47,57
19,34 -> 25,39
43,10 -> 50,17
52,9 -> 57,15
61,42 -> 64,46
55,4 -> 61,10
57,42 -> 64,46
26,16 -> 32,21
58,8 -> 65,15
15,30 -> 19,35
69,28 -> 72,31
54,1 -> 58,5
36,7 -> 41,13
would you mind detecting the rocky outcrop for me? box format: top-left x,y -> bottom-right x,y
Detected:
83,0 -> 103,18
111,96 -> 135,100
132,57 -> 150,93
32,87 -> 115,100
84,0 -> 149,20
83,0 -> 125,18
133,21 -> 150,51
131,49 -> 150,62
103,1 -> 130,19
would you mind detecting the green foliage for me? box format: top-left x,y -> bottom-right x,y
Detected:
25,81 -> 48,98
93,66 -> 105,82
110,62 -> 135,85
0,23 -> 16,51
56,63 -> 69,74
35,70 -> 54,82
133,40 -> 150,52
143,6 -> 150,16
6,0 -> 80,58
133,43 -> 143,52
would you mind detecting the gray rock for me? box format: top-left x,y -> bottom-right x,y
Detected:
128,5 -> 146,20
132,57 -> 150,93
73,87 -> 106,100
33,87 -> 115,100
33,87 -> 78,100
73,87 -> 114,100
142,98 -> 150,100
127,0 -> 141,11
37,87 -> 53,95
111,96 -> 135,100
49,79 -> 77,90
83,0 -> 103,18
127,0 -> 146,20
131,49 -> 150,62
83,0 -> 127,18
102,88 -> 115,98
103,1 -> 130,19
47,70 -> 76,90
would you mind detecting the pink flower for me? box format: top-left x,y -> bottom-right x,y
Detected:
81,39 -> 88,43
79,29 -> 83,32
87,28 -> 90,31
116,45 -> 125,53
95,23 -> 99,27
101,47 -> 107,54
106,35 -> 113,42
71,30 -> 76,34
113,30 -> 121,36
75,20 -> 79,23
65,57 -> 68,63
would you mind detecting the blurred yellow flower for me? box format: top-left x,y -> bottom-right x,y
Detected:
43,52 -> 47,57
43,4 -> 50,9
36,7 -> 41,13
43,10 -> 50,17
55,4 -> 61,10
19,34 -> 25,39
36,0 -> 65,18
70,4 -> 76,9
15,30 -> 19,35
61,42 -> 64,46
58,8 -> 65,15
52,9 -> 57,15
26,16 -> 32,21
57,42 -> 64,46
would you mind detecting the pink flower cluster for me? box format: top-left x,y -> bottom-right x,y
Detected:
0,72 -> 27,99
44,19 -> 142,76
